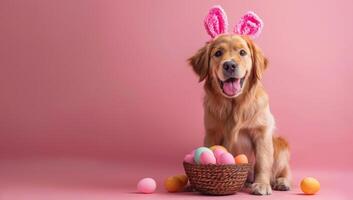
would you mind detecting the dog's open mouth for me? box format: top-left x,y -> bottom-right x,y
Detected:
218,76 -> 246,97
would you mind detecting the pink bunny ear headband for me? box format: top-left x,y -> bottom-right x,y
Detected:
204,5 -> 263,39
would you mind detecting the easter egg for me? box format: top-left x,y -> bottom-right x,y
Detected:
234,154 -> 248,164
137,177 -> 157,194
300,177 -> 320,195
183,154 -> 194,164
174,174 -> 188,186
164,175 -> 186,192
209,145 -> 227,152
213,149 -> 225,164
194,147 -> 213,164
200,151 -> 216,164
218,152 -> 235,165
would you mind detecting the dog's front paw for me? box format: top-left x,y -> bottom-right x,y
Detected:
250,182 -> 272,195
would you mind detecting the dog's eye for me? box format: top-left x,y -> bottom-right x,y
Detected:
214,50 -> 223,57
240,49 -> 247,56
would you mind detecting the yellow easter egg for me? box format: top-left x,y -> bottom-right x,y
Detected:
209,145 -> 227,152
164,176 -> 184,192
300,177 -> 320,195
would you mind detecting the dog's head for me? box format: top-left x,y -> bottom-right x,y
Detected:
188,6 -> 267,99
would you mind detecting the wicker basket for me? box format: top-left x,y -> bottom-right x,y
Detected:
183,162 -> 252,195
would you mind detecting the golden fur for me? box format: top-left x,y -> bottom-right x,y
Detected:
189,34 -> 291,195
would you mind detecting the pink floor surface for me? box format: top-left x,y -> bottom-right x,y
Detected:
0,159 -> 351,200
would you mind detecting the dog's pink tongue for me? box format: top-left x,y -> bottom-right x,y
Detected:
223,79 -> 241,96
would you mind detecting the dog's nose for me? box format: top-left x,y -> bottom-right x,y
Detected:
223,61 -> 238,76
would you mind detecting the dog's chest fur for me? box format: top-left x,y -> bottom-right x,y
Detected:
203,86 -> 275,156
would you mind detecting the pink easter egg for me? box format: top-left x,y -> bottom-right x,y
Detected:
137,178 -> 157,194
183,154 -> 194,164
200,151 -> 216,164
218,152 -> 235,165
213,149 -> 226,164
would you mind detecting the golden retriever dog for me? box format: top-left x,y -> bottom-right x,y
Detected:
188,34 -> 291,195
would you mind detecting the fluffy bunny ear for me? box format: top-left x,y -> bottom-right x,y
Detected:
204,6 -> 228,38
234,11 -> 263,38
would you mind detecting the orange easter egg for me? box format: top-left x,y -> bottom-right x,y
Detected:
300,177 -> 320,195
234,154 -> 248,164
164,175 -> 187,192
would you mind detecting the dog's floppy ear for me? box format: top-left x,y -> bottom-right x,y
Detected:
244,36 -> 268,81
188,44 -> 210,82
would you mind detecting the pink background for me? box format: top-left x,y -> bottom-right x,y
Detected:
1,0 -> 353,199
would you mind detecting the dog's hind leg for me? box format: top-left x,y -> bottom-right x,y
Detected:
271,136 -> 291,191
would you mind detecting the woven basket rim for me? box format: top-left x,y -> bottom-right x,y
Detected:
183,161 -> 252,167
